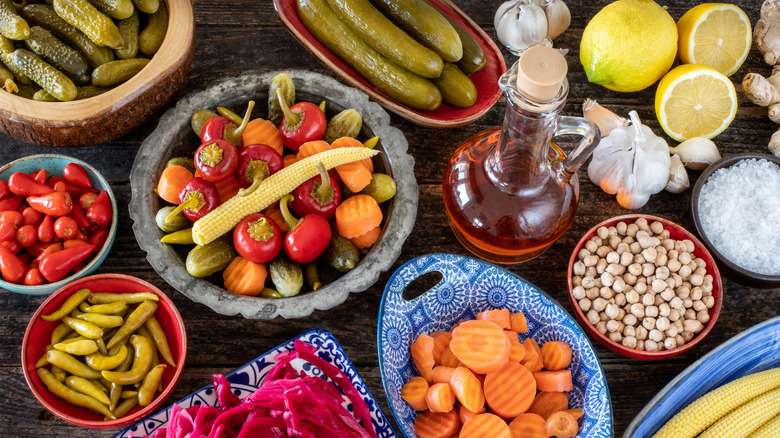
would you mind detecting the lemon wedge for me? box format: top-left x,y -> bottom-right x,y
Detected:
655,64 -> 737,142
677,4 -> 751,77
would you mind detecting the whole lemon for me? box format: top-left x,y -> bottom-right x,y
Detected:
580,0 -> 677,92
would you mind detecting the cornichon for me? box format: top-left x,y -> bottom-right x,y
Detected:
442,13 -> 485,75
186,236 -> 237,278
33,89 -> 57,100
25,25 -> 90,84
361,172 -> 396,203
0,34 -> 30,84
326,0 -> 442,78
131,0 -> 158,14
0,0 -> 30,40
322,234 -> 359,272
324,108 -> 362,143
88,0 -> 134,20
190,109 -> 219,138
75,84 -> 109,99
370,0 -> 462,63
298,0 -> 441,111
0,61 -> 16,92
91,57 -> 148,87
431,62 -> 477,108
115,10 -> 138,59
269,255 -> 303,297
20,4 -> 115,68
138,1 -> 166,57
52,0 -> 124,50
11,48 -> 77,100
267,73 -> 294,125
156,206 -> 190,233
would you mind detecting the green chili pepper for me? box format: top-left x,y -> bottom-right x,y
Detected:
53,338 -> 98,355
62,315 -> 103,339
79,301 -> 128,314
65,375 -> 111,405
160,228 -> 195,244
96,337 -> 109,355
89,292 -> 159,304
107,300 -> 158,349
41,288 -> 91,321
50,364 -> 67,382
120,390 -> 137,398
110,394 -> 137,419
50,322 -> 73,346
101,335 -> 153,385
136,325 -> 159,368
85,344 -> 128,371
144,315 -> 174,367
137,363 -> 165,406
38,368 -> 115,419
45,349 -> 101,379
72,310 -> 124,328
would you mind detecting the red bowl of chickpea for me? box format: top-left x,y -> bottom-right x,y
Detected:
566,215 -> 723,360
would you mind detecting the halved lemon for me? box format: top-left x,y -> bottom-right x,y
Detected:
677,4 -> 751,77
655,64 -> 737,142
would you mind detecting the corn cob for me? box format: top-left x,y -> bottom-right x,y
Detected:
747,413 -> 780,438
192,146 -> 380,245
699,385 -> 780,438
652,367 -> 780,438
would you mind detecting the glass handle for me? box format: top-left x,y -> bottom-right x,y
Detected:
555,116 -> 601,178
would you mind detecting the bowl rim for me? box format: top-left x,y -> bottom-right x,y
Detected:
690,153 -> 780,285
0,154 -> 118,295
566,214 -> 724,360
21,273 -> 187,428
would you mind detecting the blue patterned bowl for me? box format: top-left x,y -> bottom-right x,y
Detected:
625,315 -> 780,438
378,253 -> 613,437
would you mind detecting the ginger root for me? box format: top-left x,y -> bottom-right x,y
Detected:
743,66 -> 780,124
756,0 -> 780,66
745,1 -> 780,158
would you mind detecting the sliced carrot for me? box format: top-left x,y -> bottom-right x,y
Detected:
505,330 -> 519,343
520,338 -> 544,373
350,225 -> 380,249
565,408 -> 584,421
458,405 -> 486,425
426,382 -> 455,413
432,331 -> 453,365
411,333 -> 435,383
213,175 -> 239,201
401,376 -> 429,411
449,319 -> 511,375
509,341 -> 526,363
483,361 -> 537,419
283,154 -> 299,167
460,413 -> 511,438
331,136 -> 374,172
508,413 -> 547,438
432,366 -> 455,384
263,207 -> 289,234
533,370 -> 573,393
157,165 -> 193,204
545,410 -> 578,438
335,194 -> 382,239
451,319 -> 468,330
414,409 -> 461,438
541,341 -> 572,371
528,391 -> 569,420
242,118 -> 284,156
440,346 -> 463,368
477,308 -> 511,330
510,312 -> 528,333
449,366 -> 485,413
296,140 -> 332,159
331,137 -> 373,191
222,257 -> 267,296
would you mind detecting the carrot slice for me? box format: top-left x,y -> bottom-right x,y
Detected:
296,140 -> 332,159
541,341 -> 572,371
565,408 -> 584,421
411,333 -> 435,383
432,366 -> 455,384
401,376 -> 429,411
450,366 -> 485,413
157,165 -> 193,204
460,413 -> 511,438
331,137 -> 373,191
350,225 -> 380,249
508,413 -> 547,438
449,320 -> 511,374
510,312 -> 528,333
414,409 -> 461,438
440,345 -> 463,368
426,382 -> 456,413
509,341 -> 526,363
283,154 -> 298,167
520,338 -> 544,373
505,330 -> 519,343
545,410 -> 578,438
335,194 -> 382,239
213,175 -> 239,201
483,361 -> 537,419
533,370 -> 573,393
477,308 -> 511,330
432,332 -> 453,366
263,207 -> 289,234
242,118 -> 284,156
331,136 -> 374,172
458,405 -> 486,425
528,391 -> 569,420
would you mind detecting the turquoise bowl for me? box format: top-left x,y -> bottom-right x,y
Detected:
0,154 -> 118,295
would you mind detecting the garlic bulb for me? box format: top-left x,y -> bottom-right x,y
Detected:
668,137 -> 722,170
535,0 -> 571,39
582,98 -> 629,138
665,154 -> 690,194
588,111 -> 671,209
495,0 -> 550,55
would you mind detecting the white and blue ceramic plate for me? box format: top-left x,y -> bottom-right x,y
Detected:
377,253 -> 613,438
626,316 -> 780,438
112,328 -> 397,438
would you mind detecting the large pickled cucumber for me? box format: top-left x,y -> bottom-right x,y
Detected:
0,34 -> 30,83
326,0 -> 442,78
130,0 -> 158,14
298,0 -> 441,111
10,48 -> 76,101
0,61 -> 17,92
25,26 -> 90,84
370,0 -> 462,63
442,13 -> 485,75
115,9 -> 137,59
88,0 -> 134,20
52,0 -> 124,50
431,62 -> 476,108
91,57 -> 148,87
0,0 -> 30,40
138,1 -> 166,57
21,4 -> 114,68
186,236 -> 237,278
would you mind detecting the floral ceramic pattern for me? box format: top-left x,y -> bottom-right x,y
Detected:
113,328 -> 397,438
377,253 -> 613,438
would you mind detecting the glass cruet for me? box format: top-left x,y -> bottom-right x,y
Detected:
442,45 -> 600,264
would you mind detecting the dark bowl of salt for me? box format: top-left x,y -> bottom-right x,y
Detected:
691,153 -> 780,288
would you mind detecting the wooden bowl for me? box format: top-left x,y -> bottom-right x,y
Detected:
0,0 -> 195,147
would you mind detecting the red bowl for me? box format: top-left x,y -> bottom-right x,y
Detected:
567,215 -> 723,360
21,274 -> 187,428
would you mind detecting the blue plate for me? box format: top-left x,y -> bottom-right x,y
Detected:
377,253 -> 613,438
626,315 -> 780,437
112,328 -> 398,438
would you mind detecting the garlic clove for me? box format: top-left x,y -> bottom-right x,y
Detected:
544,0 -> 571,39
494,0 -> 549,55
668,137 -> 722,170
665,154 -> 690,194
582,98 -> 629,138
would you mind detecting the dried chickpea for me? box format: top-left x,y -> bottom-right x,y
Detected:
586,287 -> 600,300
595,321 -> 608,335
606,319 -> 621,333
623,314 -> 638,327
658,303 -> 671,317
635,217 -> 649,230
596,258 -> 608,274
697,310 -> 710,324
681,331 -> 695,343
572,276 -> 582,287
622,336 -> 637,349
642,293 -> 655,306
572,285 -> 586,300
626,223 -> 639,237
579,298 -> 592,312
593,298 -> 608,312
587,309 -> 600,325
596,246 -> 610,258
648,329 -> 663,342
645,305 -> 659,318
616,221 -> 628,235
675,334 -> 685,346
623,325 -> 636,338
609,235 -> 622,249
599,287 -> 614,300
645,340 -> 659,352
609,332 -> 623,343
650,221 -> 664,235
597,226 -> 609,240
585,240 -> 598,253
702,295 -> 715,309
664,337 -> 677,350
684,308 -> 696,321
684,319 -> 703,334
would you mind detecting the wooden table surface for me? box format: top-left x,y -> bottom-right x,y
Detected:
0,0 -> 776,436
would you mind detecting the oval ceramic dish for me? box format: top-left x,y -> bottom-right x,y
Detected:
378,253 -> 613,438
273,0 -> 505,128
691,153 -> 780,288
0,154 -> 118,295
129,70 -> 417,319
625,315 -> 780,437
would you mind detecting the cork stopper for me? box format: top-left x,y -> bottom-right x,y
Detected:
516,46 -> 567,102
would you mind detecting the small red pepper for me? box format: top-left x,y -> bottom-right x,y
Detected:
54,216 -> 79,240
16,224 -> 38,248
21,206 -> 43,226
27,192 -> 72,217
38,215 -> 55,243
63,238 -> 90,249
78,192 -> 98,210
1,239 -> 21,254
194,138 -> 239,183
69,203 -> 90,228
46,176 -> 98,198
86,190 -> 111,228
38,243 -> 96,283
23,268 -> 45,285
0,180 -> 10,202
0,222 -> 15,242
232,213 -> 282,263
235,144 -> 284,196
0,243 -> 26,283
53,181 -> 67,193
201,101 -> 255,147
88,227 -> 110,250
63,163 -> 92,189
277,90 -> 326,152
32,242 -> 61,266
0,196 -> 24,213
8,172 -> 54,197
291,161 -> 341,220
0,210 -> 22,227
166,178 -> 220,222
32,169 -> 47,185
278,194 -> 331,263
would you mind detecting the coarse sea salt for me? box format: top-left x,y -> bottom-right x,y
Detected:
698,158 -> 780,275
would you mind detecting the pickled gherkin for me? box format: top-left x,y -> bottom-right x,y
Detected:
0,0 -> 30,40
267,72 -> 294,125
53,0 -> 124,50
91,57 -> 148,87
268,256 -> 303,297
88,0 -> 134,20
115,9 -> 138,59
25,25 -> 90,84
138,0 -> 166,57
0,61 -> 16,92
324,108 -> 362,143
186,236 -> 237,278
0,34 -> 30,84
322,234 -> 359,272
11,48 -> 76,101
130,0 -> 158,14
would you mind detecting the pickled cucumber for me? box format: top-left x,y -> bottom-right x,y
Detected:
431,62 -> 476,108
360,173 -> 396,203
33,88 -> 57,100
53,0 -> 124,50
138,1 -> 166,57
130,0 -> 157,14
324,108 -> 361,143
91,57 -> 148,87
442,13 -> 485,75
115,9 -> 137,59
186,236 -> 237,278
267,73 -> 294,125
0,0 -> 30,40
268,256 -> 303,297
0,34 -> 30,83
0,60 -> 16,92
25,26 -> 90,84
11,48 -> 76,100
75,83 -> 108,99
88,0 -> 133,20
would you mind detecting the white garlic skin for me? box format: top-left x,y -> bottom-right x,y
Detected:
494,0 -> 549,55
543,0 -> 571,39
665,154 -> 690,194
669,137 -> 722,170
582,98 -> 629,138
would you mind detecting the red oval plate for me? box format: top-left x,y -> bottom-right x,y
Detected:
274,0 -> 506,128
